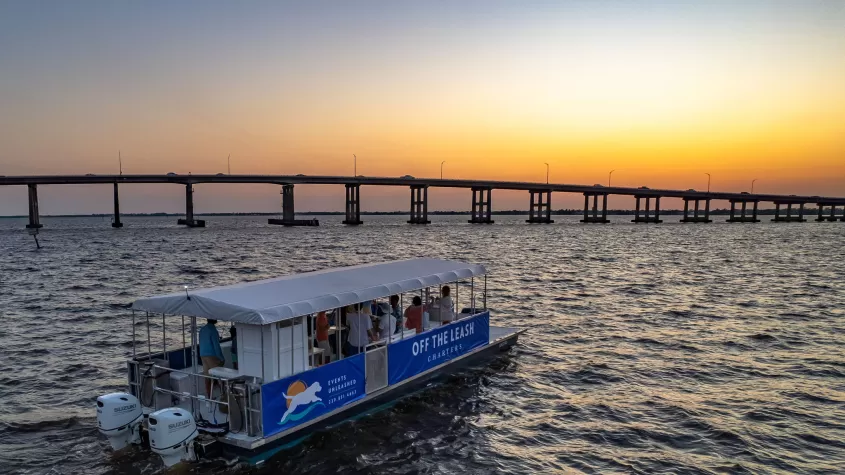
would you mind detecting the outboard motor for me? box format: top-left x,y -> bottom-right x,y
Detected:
96,393 -> 143,450
148,407 -> 199,467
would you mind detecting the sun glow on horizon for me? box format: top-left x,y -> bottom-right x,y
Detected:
0,1 -> 843,213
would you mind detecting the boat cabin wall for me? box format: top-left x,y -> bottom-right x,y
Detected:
238,319 -> 308,383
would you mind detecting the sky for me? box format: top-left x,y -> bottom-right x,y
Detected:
0,0 -> 843,214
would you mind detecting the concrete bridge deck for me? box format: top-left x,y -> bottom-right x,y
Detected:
2,174 -> 843,228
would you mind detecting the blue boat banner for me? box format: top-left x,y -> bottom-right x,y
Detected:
388,312 -> 490,385
261,353 -> 366,437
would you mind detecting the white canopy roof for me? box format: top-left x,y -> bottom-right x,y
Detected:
131,258 -> 486,325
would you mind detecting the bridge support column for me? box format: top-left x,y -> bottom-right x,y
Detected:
526,190 -> 553,223
581,192 -> 609,223
177,184 -> 206,227
342,184 -> 363,225
632,195 -> 662,223
815,203 -> 840,222
111,182 -> 123,228
680,198 -> 711,223
469,187 -> 494,224
772,201 -> 805,222
727,199 -> 759,222
26,184 -> 43,229
268,184 -> 318,226
408,185 -> 430,224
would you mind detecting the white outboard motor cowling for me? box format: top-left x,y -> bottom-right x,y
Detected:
148,407 -> 199,467
97,393 -> 143,450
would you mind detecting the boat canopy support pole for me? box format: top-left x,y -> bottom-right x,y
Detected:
470,277 -> 474,313
182,315 -> 187,369
146,312 -> 152,356
483,275 -> 487,311
190,316 -> 197,416
132,310 -> 136,359
454,281 -> 458,320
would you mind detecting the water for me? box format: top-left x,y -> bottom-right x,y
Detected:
1,215 -> 844,474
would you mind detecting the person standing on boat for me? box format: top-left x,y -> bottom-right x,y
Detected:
439,286 -> 455,324
389,295 -> 403,333
346,303 -> 376,355
404,296 -> 424,334
315,311 -> 333,364
199,319 -> 224,396
377,302 -> 396,340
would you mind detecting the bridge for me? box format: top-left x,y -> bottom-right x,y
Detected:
2,174 -> 844,228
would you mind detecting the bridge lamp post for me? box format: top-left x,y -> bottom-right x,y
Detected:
544,163 -> 549,184
705,173 -> 711,193
118,151 -> 122,176
751,178 -> 758,193
608,169 -> 615,187
227,154 -> 231,175
441,161 -> 446,180
353,154 -> 357,177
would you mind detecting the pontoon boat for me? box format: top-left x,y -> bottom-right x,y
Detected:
96,258 -> 524,467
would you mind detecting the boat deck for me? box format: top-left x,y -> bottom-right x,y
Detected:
490,325 -> 519,342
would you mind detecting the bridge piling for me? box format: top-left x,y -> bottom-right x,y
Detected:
177,184 -> 205,227
342,184 -> 363,225
681,198 -> 711,223
815,203 -> 840,222
632,195 -> 662,223
726,199 -> 759,222
26,184 -> 43,229
581,192 -> 609,223
111,182 -> 123,228
772,201 -> 805,222
408,185 -> 430,224
268,184 -> 318,226
469,187 -> 494,224
526,190 -> 553,223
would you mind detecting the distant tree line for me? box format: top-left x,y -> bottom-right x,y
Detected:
0,208 -> 819,218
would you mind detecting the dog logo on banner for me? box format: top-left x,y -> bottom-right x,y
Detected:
279,381 -> 324,424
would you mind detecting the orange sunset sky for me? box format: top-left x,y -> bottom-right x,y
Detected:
0,1 -> 843,214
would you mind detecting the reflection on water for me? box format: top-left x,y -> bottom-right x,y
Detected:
1,215 -> 844,474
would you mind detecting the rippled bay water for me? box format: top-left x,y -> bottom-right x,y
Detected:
1,215 -> 844,474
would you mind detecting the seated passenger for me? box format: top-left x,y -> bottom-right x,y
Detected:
404,296 -> 424,334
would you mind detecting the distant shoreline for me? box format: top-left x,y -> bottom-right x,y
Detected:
0,208 -> 802,218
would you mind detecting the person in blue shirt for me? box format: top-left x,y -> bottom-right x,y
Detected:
199,319 -> 224,396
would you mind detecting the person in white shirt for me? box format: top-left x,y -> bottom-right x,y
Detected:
378,302 -> 397,340
346,303 -> 376,355
439,286 -> 455,324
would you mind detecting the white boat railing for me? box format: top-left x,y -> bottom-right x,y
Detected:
150,364 -> 263,437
